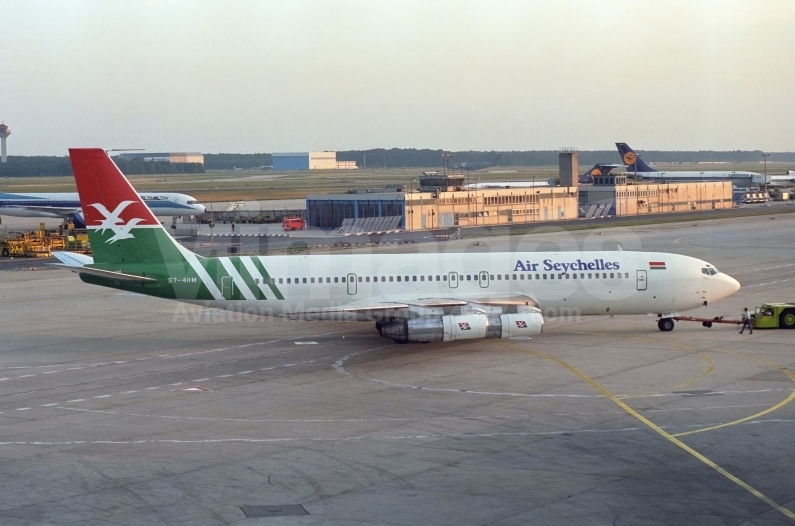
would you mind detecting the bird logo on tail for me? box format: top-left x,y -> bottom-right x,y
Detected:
90,201 -> 145,243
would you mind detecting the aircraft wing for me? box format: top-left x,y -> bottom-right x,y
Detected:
297,294 -> 537,316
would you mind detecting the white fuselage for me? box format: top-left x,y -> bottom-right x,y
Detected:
635,171 -> 767,185
178,250 -> 740,320
0,191 -> 205,218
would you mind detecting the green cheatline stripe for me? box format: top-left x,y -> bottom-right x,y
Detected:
232,258 -> 267,301
251,257 -> 284,300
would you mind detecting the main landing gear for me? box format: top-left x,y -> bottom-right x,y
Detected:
657,318 -> 675,332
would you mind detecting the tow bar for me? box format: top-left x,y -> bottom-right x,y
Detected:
673,315 -> 742,328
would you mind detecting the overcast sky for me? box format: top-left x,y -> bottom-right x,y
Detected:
2,0 -> 794,155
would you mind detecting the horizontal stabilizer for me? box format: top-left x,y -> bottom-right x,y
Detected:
57,264 -> 157,284
51,251 -> 94,267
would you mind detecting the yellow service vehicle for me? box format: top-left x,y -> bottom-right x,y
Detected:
752,303 -> 795,329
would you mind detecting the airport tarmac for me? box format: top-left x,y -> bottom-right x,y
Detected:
1,213 -> 795,525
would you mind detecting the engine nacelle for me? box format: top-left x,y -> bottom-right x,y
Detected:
378,309 -> 544,343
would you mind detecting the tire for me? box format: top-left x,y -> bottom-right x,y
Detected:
780,309 -> 795,329
658,318 -> 675,332
1,248 -> 8,257
702,322 -> 713,328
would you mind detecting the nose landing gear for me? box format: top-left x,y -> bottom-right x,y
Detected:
657,318 -> 675,332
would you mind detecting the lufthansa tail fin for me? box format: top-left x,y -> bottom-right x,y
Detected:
68,148 -> 189,267
615,143 -> 655,173
578,163 -> 621,184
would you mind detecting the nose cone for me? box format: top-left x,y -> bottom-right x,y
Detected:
195,203 -> 206,214
715,273 -> 741,301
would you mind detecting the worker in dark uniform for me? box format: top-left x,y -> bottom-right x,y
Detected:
739,307 -> 753,334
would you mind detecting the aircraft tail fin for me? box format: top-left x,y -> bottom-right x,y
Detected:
68,148 -> 189,267
615,143 -> 655,173
578,163 -> 621,184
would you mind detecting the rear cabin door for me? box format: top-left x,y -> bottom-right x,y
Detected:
449,272 -> 459,288
636,270 -> 647,291
347,273 -> 357,295
221,276 -> 234,300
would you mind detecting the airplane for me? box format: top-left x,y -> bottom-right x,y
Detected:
53,148 -> 740,341
0,190 -> 206,227
616,143 -> 768,185
463,164 -> 622,190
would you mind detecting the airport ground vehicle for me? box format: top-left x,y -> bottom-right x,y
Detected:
281,217 -> 306,230
752,303 -> 795,329
0,223 -> 90,258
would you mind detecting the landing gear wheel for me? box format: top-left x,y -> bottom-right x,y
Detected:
658,318 -> 675,332
702,322 -> 713,328
780,309 -> 795,329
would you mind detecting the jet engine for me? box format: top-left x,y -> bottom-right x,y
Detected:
378,309 -> 544,343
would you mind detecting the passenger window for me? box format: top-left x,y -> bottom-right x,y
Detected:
358,277 -> 362,282
334,277 -> 338,283
279,278 -> 283,284
310,278 -> 315,283
428,275 -> 433,281
467,275 -> 471,281
543,274 -> 547,280
587,273 -> 592,279
389,276 -> 394,282
535,274 -> 540,280
405,276 -> 409,281
301,278 -> 305,283
610,273 -> 614,279
255,278 -> 260,284
442,275 -> 446,281
420,276 -> 425,281
382,276 -> 386,282
341,277 -> 346,282
624,273 -> 629,278
397,276 -> 402,282
565,274 -> 570,279
286,278 -> 291,284
512,274 -> 517,280
505,274 -> 509,280
490,275 -> 495,280
326,277 -> 331,283
497,275 -> 501,280
366,276 -> 370,282
412,276 -> 417,282
520,274 -> 525,280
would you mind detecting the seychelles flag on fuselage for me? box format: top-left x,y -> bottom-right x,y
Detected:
649,261 -> 666,270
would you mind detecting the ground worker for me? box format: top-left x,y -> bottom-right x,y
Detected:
739,307 -> 753,334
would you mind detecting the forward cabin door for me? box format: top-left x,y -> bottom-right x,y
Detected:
347,273 -> 357,295
636,270 -> 647,291
448,272 -> 459,288
479,271 -> 489,288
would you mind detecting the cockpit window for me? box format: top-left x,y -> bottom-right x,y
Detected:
187,200 -> 198,205
701,267 -> 718,276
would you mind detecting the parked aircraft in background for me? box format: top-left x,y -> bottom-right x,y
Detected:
616,143 -> 767,185
0,190 -> 205,227
54,148 -> 740,341
578,163 -> 622,184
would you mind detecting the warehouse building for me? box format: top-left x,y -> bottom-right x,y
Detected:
272,151 -> 358,171
115,152 -> 204,164
578,174 -> 733,217
306,173 -> 578,231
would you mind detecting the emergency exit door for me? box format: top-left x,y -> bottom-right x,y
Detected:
347,273 -> 357,295
636,270 -> 647,291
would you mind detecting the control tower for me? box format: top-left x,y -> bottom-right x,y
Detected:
0,123 -> 10,163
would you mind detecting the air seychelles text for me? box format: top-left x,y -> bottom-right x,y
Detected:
514,258 -> 621,273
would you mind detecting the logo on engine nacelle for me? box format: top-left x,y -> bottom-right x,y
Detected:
515,320 -> 528,328
458,322 -> 471,330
